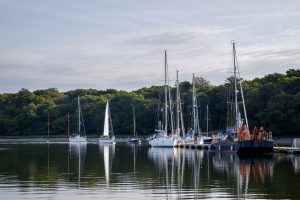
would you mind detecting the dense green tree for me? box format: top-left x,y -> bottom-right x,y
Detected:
0,69 -> 299,136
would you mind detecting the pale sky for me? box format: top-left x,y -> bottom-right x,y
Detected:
0,0 -> 300,93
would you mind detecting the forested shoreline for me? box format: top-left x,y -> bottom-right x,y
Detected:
0,69 -> 299,137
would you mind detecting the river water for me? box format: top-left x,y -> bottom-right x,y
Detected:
0,143 -> 299,199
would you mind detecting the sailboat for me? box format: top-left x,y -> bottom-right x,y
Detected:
149,50 -> 181,147
183,73 -> 209,144
128,106 -> 141,143
199,105 -> 212,144
69,96 -> 87,143
99,100 -> 116,144
175,70 -> 186,141
211,41 -> 273,153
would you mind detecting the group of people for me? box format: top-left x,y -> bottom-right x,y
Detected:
238,126 -> 273,141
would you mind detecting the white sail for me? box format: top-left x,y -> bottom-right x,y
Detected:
103,101 -> 109,137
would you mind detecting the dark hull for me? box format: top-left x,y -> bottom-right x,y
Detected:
211,140 -> 274,154
128,138 -> 140,143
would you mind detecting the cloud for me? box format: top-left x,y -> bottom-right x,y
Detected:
0,0 -> 300,92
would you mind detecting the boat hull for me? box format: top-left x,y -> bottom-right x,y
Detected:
99,137 -> 115,144
69,136 -> 87,143
149,137 -> 179,147
128,138 -> 141,143
211,140 -> 274,154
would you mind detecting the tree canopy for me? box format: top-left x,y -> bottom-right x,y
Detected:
0,69 -> 299,137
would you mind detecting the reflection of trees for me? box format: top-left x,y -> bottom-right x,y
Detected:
0,144 -> 300,199
212,153 -> 275,198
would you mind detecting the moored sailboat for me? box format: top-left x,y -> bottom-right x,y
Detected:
128,106 -> 141,143
69,96 -> 87,143
211,41 -> 273,154
149,50 -> 181,147
183,74 -> 212,144
99,101 -> 116,144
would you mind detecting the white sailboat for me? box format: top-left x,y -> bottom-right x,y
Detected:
149,50 -> 181,147
69,96 -> 87,143
183,74 -> 200,144
99,101 -> 116,144
183,74 -> 211,144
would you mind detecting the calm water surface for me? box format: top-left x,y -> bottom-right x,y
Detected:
0,143 -> 299,199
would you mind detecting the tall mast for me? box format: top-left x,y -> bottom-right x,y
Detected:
179,98 -> 185,135
192,73 -> 196,134
168,72 -> 174,135
206,105 -> 208,137
232,41 -> 238,137
133,106 -> 136,137
47,111 -> 50,140
77,96 -> 81,134
164,50 -> 168,134
67,112 -> 70,138
176,70 -> 180,135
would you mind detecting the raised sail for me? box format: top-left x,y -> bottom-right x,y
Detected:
103,101 -> 109,137
99,100 -> 115,144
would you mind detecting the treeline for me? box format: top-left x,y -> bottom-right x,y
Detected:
0,69 -> 299,136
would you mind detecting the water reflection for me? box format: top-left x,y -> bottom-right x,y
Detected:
99,144 -> 115,187
0,144 -> 299,199
69,143 -> 87,187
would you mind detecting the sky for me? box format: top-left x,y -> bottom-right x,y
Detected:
0,0 -> 300,93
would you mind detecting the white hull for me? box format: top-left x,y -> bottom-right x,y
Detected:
99,137 -> 115,144
69,136 -> 87,143
199,136 -> 212,144
149,136 -> 180,147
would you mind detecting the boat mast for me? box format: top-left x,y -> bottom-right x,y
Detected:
176,70 -> 180,135
192,73 -> 196,135
67,112 -> 70,138
168,76 -> 174,135
232,41 -> 238,138
47,111 -> 50,141
133,106 -> 136,137
180,99 -> 185,135
206,105 -> 209,137
164,50 -> 168,134
77,96 -> 81,134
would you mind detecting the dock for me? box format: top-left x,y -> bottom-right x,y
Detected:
274,146 -> 300,154
177,143 -> 211,150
